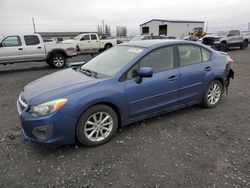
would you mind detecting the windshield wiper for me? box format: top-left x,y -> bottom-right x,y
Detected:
79,68 -> 98,78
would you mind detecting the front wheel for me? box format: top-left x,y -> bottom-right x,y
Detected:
50,53 -> 66,68
240,40 -> 248,50
202,80 -> 223,108
219,42 -> 227,52
76,105 -> 118,146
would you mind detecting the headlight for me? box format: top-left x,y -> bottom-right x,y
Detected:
29,98 -> 68,116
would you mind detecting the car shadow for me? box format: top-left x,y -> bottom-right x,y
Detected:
26,104 -> 205,155
0,64 -> 53,74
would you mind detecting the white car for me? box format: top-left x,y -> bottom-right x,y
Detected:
63,33 -> 119,54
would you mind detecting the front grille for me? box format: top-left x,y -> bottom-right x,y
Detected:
202,38 -> 215,46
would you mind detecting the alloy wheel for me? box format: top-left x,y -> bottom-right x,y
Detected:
53,56 -> 65,67
207,83 -> 221,105
84,112 -> 113,142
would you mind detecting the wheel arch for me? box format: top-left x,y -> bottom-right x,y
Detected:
104,43 -> 113,48
46,49 -> 67,61
221,40 -> 227,45
77,101 -> 122,128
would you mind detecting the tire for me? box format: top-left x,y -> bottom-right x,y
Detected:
50,53 -> 66,68
202,80 -> 223,108
104,44 -> 112,50
240,40 -> 248,50
219,42 -> 227,52
76,105 -> 118,146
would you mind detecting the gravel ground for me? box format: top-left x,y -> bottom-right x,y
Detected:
0,49 -> 250,188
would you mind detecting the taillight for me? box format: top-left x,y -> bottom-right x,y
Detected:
227,56 -> 233,66
117,39 -> 123,44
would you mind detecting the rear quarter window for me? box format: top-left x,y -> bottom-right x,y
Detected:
201,48 -> 211,61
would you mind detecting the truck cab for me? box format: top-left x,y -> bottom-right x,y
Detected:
0,34 -> 77,68
63,33 -> 118,53
0,34 -> 46,63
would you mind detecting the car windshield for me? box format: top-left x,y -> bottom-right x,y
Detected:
212,31 -> 228,36
73,35 -> 82,40
81,46 -> 144,78
130,35 -> 145,41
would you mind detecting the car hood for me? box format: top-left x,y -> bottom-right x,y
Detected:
62,39 -> 76,44
23,68 -> 100,105
203,35 -> 224,39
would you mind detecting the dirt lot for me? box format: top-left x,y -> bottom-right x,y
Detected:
0,48 -> 250,188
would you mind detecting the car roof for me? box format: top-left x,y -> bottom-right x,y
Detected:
120,39 -> 200,48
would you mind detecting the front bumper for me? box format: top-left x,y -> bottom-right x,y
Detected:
17,98 -> 77,145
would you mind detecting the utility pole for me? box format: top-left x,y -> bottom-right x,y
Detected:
248,22 -> 250,31
32,17 -> 36,33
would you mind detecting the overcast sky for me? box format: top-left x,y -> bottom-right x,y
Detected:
0,0 -> 249,36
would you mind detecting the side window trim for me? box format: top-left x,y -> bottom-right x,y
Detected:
81,34 -> 90,41
201,47 -> 212,62
24,35 -> 40,46
91,34 -> 97,40
177,44 -> 203,67
1,36 -> 22,47
121,45 -> 177,82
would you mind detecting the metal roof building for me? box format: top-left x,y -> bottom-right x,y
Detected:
139,19 -> 205,38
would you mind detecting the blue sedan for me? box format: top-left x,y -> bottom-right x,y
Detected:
17,40 -> 234,146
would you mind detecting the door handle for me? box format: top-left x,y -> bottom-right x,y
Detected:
168,75 -> 178,81
37,46 -> 42,49
18,48 -> 23,50
205,66 -> 212,71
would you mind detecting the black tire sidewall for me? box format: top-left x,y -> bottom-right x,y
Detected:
51,54 -> 66,68
202,80 -> 223,108
104,44 -> 112,50
220,43 -> 227,52
76,105 -> 118,146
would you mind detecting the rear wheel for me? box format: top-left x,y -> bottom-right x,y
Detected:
202,80 -> 223,108
104,43 -> 112,50
76,105 -> 118,146
50,53 -> 66,68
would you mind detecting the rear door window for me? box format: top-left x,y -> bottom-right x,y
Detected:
91,34 -> 97,40
24,35 -> 40,45
178,45 -> 202,66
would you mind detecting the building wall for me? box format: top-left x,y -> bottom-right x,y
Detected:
140,20 -> 204,38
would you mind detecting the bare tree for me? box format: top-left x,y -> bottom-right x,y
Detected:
97,23 -> 111,37
116,26 -> 127,37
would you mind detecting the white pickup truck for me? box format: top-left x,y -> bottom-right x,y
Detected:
0,34 -> 77,68
62,33 -> 119,53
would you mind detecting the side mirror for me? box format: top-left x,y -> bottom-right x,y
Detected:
135,67 -> 153,84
